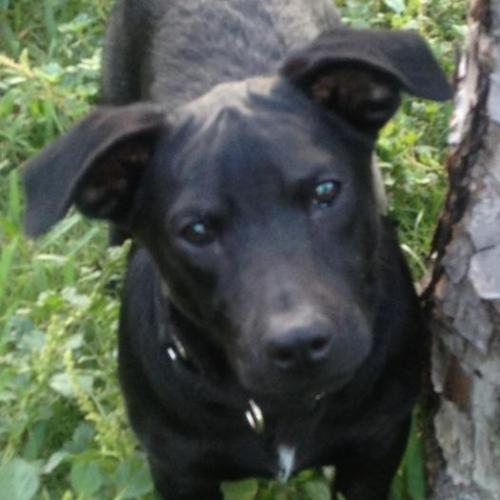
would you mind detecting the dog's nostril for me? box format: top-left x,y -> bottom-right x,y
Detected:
267,328 -> 332,370
268,344 -> 296,369
309,336 -> 330,359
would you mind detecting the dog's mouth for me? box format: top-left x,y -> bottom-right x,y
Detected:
236,363 -> 358,400
231,328 -> 372,399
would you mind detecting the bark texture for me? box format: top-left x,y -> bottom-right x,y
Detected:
427,0 -> 500,498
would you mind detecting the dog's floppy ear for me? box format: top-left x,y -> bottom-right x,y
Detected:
281,27 -> 452,133
23,103 -> 167,237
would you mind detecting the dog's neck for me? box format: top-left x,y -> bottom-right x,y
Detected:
158,302 -> 227,383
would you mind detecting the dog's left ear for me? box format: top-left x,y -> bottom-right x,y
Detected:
23,103 -> 167,237
281,27 -> 452,133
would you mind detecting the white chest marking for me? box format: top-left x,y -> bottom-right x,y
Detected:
277,445 -> 296,482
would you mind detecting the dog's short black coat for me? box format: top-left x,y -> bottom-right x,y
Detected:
22,1 -> 452,498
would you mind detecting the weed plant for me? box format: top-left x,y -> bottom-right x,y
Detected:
0,1 -> 465,498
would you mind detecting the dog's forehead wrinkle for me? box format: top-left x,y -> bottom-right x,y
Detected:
175,76 -> 332,142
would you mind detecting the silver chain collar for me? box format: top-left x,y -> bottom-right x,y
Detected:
166,337 -> 266,434
245,399 -> 265,434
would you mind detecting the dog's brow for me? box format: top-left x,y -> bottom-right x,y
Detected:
168,202 -> 223,226
285,164 -> 337,188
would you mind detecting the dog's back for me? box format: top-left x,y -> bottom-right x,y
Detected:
102,0 -> 340,111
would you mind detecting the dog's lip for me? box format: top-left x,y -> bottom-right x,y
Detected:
244,370 -> 354,399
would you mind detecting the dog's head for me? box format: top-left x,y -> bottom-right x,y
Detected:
24,28 -> 451,396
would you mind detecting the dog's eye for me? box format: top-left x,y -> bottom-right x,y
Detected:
180,221 -> 216,246
312,180 -> 341,209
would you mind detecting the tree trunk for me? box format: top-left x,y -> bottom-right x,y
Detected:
425,0 -> 500,498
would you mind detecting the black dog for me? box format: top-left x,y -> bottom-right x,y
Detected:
23,1 -> 451,498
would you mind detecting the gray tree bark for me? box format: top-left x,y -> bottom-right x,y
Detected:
425,0 -> 500,498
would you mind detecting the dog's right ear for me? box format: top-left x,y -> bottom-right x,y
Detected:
281,27 -> 452,134
23,103 -> 167,237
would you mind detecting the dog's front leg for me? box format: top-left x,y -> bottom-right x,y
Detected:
148,458 -> 223,500
332,417 -> 412,500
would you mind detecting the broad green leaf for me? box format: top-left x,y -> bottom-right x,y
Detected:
49,372 -> 94,398
65,423 -> 95,454
70,460 -> 102,497
0,458 -> 40,500
43,451 -> 70,474
383,0 -> 406,13
115,458 -> 153,499
23,420 -> 49,460
222,479 -> 259,500
300,480 -> 331,500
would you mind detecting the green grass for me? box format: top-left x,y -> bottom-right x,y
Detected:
0,0 -> 465,498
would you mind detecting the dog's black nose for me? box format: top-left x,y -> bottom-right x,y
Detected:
266,326 -> 332,370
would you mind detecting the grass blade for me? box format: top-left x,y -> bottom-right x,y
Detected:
0,236 -> 18,306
